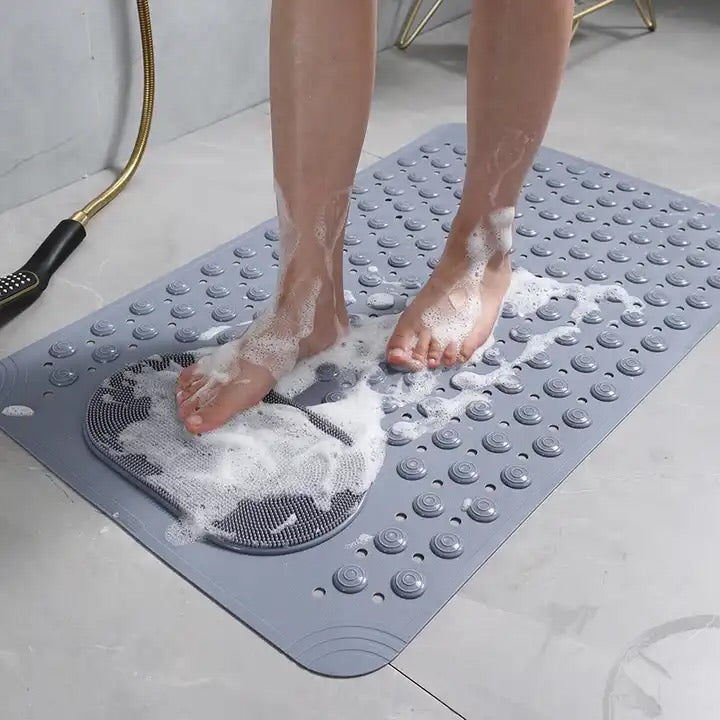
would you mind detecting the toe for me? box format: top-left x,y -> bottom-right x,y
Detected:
177,377 -> 203,405
178,382 -> 215,420
176,366 -> 200,404
178,393 -> 201,420
177,364 -> 198,391
387,327 -> 416,369
178,402 -> 192,421
184,414 -> 204,433
183,386 -> 258,435
185,407 -> 219,434
458,336 -> 484,365
459,312 -> 497,364
411,328 -> 432,367
443,341 -> 459,367
427,339 -> 443,369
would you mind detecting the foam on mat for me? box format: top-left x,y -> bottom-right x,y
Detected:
107,267 -> 637,545
1,405 -> 34,417
110,357 -> 386,544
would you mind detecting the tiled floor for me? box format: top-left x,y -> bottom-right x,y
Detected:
2,2 -> 720,718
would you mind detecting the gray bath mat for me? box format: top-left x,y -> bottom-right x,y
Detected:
1,124 -> 718,676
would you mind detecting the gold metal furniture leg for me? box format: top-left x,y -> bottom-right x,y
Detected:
571,15 -> 581,38
572,0 -> 656,40
398,0 -> 655,49
633,0 -> 657,30
396,0 -> 446,50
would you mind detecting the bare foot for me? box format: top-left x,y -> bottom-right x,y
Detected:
387,214 -> 513,370
176,280 -> 347,434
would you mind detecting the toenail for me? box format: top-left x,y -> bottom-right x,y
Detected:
188,415 -> 202,427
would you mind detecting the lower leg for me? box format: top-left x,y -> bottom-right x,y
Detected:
177,0 -> 377,434
388,0 -> 573,368
271,0 -> 377,331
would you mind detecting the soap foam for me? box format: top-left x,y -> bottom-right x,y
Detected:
115,354 -> 386,545
270,513 -> 297,535
367,292 -> 394,309
198,325 -> 232,342
344,533 -> 373,550
111,267 -> 639,544
1,405 -> 34,417
509,267 -> 639,318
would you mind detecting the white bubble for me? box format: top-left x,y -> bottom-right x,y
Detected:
1,405 -> 34,417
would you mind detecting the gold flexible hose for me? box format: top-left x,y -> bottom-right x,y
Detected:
72,0 -> 155,226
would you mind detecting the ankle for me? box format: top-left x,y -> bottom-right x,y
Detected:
445,207 -> 514,257
274,274 -> 347,334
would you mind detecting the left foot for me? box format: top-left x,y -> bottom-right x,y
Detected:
387,212 -> 513,369
176,274 -> 347,434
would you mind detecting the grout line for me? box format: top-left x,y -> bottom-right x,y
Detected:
362,149 -> 385,161
390,663 -> 468,720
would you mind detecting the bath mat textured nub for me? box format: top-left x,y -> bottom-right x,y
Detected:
2,124 -> 720,677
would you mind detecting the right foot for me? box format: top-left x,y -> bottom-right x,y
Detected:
387,208 -> 514,369
176,279 -> 347,435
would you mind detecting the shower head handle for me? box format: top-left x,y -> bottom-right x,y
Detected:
0,219 -> 86,325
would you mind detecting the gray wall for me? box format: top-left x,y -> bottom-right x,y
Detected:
0,0 -> 470,215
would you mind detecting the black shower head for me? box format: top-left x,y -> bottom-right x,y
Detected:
0,219 -> 86,327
